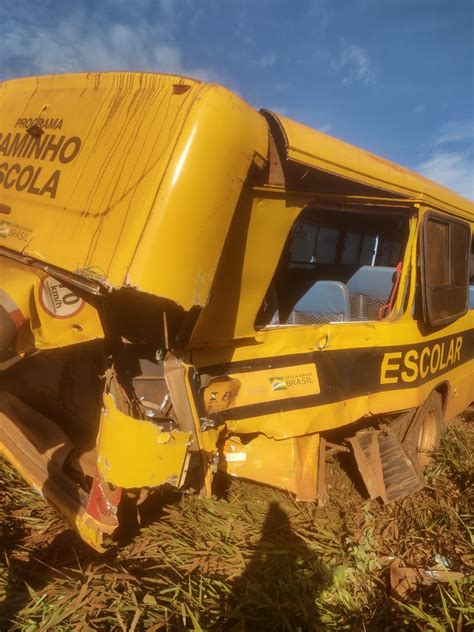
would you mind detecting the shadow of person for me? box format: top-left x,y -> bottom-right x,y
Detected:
224,501 -> 332,631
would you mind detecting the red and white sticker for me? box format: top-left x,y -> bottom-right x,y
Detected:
0,289 -> 25,329
39,276 -> 85,319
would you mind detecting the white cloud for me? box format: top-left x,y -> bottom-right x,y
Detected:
416,151 -> 474,200
415,118 -> 474,199
0,4 -> 219,83
433,119 -> 474,146
260,52 -> 277,68
332,39 -> 375,87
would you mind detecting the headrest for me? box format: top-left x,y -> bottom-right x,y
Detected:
347,266 -> 396,300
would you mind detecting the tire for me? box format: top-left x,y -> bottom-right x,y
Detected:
403,391 -> 443,471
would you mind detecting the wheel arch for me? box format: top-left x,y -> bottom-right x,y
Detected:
432,381 -> 450,420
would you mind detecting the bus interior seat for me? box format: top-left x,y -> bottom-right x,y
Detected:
286,280 -> 350,324
347,265 -> 396,320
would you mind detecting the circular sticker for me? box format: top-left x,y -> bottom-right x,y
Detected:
39,276 -> 85,319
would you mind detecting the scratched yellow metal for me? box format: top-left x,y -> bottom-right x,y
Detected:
193,320 -> 474,441
97,393 -> 191,488
191,193 -> 473,444
221,432 -> 321,500
0,72 -> 268,310
0,71 -> 472,546
202,363 -> 320,414
0,256 -> 103,354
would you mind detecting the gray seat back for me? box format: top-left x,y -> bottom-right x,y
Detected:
347,266 -> 396,320
287,280 -> 350,325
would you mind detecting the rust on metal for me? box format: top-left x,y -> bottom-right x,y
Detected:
268,132 -> 285,187
348,429 -> 425,504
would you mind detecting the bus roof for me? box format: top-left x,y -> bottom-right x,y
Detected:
263,110 -> 473,221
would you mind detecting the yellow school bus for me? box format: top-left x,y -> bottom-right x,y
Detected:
0,72 -> 472,549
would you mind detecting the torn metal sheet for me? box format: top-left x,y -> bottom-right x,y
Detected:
220,432 -> 324,502
0,255 -> 103,357
0,394 -> 113,551
97,393 -> 191,489
85,469 -> 122,531
348,429 -> 425,503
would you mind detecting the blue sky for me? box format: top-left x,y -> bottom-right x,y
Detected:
1,0 -> 473,198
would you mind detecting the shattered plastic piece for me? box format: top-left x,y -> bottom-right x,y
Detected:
432,553 -> 450,569
388,558 -> 464,599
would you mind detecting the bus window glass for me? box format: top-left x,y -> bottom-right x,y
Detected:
315,226 -> 339,263
256,207 -> 410,329
360,235 -> 377,265
470,237 -> 474,285
422,215 -> 470,326
388,241 -> 401,266
290,222 -> 318,264
378,239 -> 392,265
450,222 -> 469,284
426,220 -> 449,286
342,232 -> 361,264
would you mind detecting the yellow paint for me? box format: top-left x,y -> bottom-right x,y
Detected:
0,255 -> 103,353
97,393 -> 191,488
203,377 -> 241,414
0,71 -> 472,545
381,336 -> 464,385
180,362 -> 222,496
215,357 -> 474,441
0,442 -> 108,551
0,73 -> 267,310
221,432 -> 321,500
380,352 -> 403,384
203,363 -> 319,413
269,112 -> 472,219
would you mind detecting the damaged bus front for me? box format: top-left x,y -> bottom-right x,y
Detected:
0,72 -> 268,549
0,72 -> 472,550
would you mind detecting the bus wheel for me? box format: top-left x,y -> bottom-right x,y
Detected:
405,391 -> 443,470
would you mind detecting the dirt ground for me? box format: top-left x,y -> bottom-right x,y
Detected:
0,408 -> 473,631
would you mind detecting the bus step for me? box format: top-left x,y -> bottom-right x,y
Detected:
348,429 -> 425,503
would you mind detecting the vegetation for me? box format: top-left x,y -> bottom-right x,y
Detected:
0,409 -> 472,631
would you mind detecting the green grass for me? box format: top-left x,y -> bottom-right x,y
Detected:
0,409 -> 473,631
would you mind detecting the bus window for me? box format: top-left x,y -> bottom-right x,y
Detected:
388,241 -> 401,266
360,235 -> 377,265
422,214 -> 470,326
290,222 -> 319,265
341,232 -> 362,265
469,233 -> 474,283
468,232 -> 474,309
315,226 -> 340,263
256,207 -> 409,328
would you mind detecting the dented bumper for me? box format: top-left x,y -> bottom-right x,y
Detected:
0,389 -> 193,550
97,393 -> 191,489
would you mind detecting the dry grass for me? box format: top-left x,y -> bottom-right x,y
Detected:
0,409 -> 473,631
